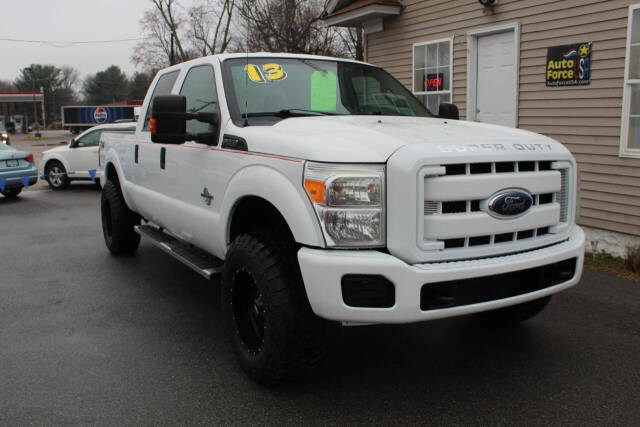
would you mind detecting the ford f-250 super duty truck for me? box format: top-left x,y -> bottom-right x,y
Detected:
99,53 -> 585,385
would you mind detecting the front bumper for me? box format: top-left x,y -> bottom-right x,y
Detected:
298,225 -> 585,324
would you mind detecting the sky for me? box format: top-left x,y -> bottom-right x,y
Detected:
0,0 -> 152,84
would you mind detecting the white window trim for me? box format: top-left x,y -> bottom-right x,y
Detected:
466,22 -> 520,127
412,37 -> 454,100
620,4 -> 640,158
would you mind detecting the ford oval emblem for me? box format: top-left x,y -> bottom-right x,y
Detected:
487,189 -> 533,218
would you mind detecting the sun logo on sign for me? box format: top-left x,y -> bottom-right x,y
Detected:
578,44 -> 590,58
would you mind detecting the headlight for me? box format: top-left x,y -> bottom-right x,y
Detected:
304,162 -> 385,247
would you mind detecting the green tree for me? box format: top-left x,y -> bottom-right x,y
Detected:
14,64 -> 67,126
83,66 -> 129,105
127,72 -> 153,100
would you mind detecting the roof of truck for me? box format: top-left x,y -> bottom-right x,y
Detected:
217,52 -> 367,64
159,53 -> 369,75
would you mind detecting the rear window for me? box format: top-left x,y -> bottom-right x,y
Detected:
0,143 -> 14,151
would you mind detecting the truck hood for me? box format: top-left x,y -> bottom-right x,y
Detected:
239,115 -> 565,163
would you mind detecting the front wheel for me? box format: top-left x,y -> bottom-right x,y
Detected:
222,232 -> 326,386
45,160 -> 69,190
475,296 -> 552,323
101,180 -> 141,255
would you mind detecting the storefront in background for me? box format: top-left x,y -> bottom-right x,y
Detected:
324,0 -> 640,255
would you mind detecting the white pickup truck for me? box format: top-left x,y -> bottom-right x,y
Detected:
99,53 -> 584,385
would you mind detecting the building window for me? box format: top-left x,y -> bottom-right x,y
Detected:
621,4 -> 640,158
413,38 -> 452,115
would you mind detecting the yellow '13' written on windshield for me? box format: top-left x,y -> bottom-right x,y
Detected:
244,64 -> 287,83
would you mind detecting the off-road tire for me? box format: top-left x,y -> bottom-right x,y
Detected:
1,187 -> 22,198
476,296 -> 552,323
222,232 -> 326,386
101,180 -> 141,255
45,160 -> 70,190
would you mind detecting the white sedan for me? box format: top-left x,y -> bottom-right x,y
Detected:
41,123 -> 135,189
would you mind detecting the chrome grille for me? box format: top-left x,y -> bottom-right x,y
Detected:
558,168 -> 570,223
427,193 -> 555,215
418,160 -> 571,261
424,200 -> 439,215
442,227 -> 551,249
443,160 -> 553,176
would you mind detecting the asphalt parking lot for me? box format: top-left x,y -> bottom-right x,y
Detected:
1,187 -> 639,425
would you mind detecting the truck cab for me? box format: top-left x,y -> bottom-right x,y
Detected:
99,53 -> 585,386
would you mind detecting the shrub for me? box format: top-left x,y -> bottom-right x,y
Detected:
625,244 -> 640,274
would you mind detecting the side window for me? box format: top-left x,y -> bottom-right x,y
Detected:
179,65 -> 219,134
76,130 -> 101,147
351,75 -> 413,116
621,5 -> 640,157
143,70 -> 179,131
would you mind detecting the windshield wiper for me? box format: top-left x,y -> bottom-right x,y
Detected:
242,109 -> 341,118
360,111 -> 419,117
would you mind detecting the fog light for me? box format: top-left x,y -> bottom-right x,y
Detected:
341,275 -> 394,308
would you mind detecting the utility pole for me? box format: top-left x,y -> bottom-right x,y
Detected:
41,86 -> 46,129
26,67 -> 38,131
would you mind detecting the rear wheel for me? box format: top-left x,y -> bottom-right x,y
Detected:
222,232 -> 326,386
101,180 -> 141,255
475,296 -> 552,323
1,187 -> 22,198
45,160 -> 69,190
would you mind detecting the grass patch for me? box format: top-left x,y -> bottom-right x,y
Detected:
585,251 -> 640,283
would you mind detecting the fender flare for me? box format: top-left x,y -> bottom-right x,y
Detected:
102,154 -> 136,209
219,164 -> 325,251
41,154 -> 72,179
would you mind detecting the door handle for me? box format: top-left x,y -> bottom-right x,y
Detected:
134,144 -> 139,164
160,147 -> 166,169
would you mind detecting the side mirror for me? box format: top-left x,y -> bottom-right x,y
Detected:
69,138 -> 77,148
151,95 -> 219,145
438,103 -> 459,120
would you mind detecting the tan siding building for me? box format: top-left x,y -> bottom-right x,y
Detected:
325,0 -> 640,255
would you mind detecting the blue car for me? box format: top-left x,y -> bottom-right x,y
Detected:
0,143 -> 38,198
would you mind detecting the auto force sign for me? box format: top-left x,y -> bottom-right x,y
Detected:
546,42 -> 592,86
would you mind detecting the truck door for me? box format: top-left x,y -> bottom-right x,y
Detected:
130,70 -> 180,223
161,64 -> 224,248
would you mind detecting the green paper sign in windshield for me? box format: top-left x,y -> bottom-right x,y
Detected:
310,71 -> 337,111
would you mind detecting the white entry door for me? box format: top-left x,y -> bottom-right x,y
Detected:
476,30 -> 516,127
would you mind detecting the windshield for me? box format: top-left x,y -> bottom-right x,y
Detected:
222,57 -> 432,125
